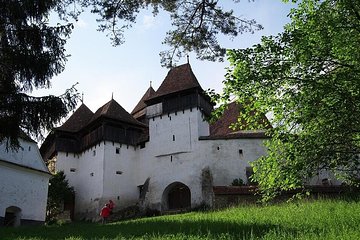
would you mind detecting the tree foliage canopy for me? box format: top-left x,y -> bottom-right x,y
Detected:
214,0 -> 360,200
0,0 -> 78,148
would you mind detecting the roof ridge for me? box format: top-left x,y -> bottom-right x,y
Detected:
91,99 -> 146,127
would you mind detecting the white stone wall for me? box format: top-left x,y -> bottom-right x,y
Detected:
56,152 -> 79,189
197,138 -> 267,186
134,109 -> 207,210
0,139 -> 49,172
53,108 -> 270,217
56,143 -> 105,220
135,149 -> 204,210
307,170 -> 342,186
102,142 -> 139,210
0,163 -> 49,223
148,109 -> 206,156
135,138 -> 267,210
0,140 -> 50,224
133,108 -> 268,211
56,140 -> 144,220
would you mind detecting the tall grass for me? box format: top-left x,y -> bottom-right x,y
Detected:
2,198 -> 360,240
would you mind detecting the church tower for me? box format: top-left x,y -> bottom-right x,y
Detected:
144,63 -> 214,155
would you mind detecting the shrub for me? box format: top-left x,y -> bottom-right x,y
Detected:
231,178 -> 245,186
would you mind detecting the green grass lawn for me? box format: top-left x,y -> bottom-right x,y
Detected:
2,198 -> 360,240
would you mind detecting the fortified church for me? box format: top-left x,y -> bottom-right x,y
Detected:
41,63 -> 271,220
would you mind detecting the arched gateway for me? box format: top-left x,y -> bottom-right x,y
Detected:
162,182 -> 191,211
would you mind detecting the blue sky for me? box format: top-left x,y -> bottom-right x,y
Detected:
34,1 -> 295,113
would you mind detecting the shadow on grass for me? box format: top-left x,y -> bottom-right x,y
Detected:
1,217 -> 298,240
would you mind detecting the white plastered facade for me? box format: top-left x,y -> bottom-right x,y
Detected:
0,138 -> 50,226
53,106 -> 268,220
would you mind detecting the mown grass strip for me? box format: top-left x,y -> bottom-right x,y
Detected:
1,198 -> 360,240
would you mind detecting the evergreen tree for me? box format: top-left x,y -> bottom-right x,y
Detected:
0,0 -> 78,149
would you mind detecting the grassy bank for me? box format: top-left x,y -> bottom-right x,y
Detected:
2,199 -> 360,240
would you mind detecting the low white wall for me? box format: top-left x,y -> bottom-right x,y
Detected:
0,162 -> 49,223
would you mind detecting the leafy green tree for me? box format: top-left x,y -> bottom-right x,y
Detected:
47,171 -> 75,222
213,0 -> 360,200
0,0 -> 79,149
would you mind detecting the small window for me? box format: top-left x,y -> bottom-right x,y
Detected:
172,135 -> 175,141
90,172 -> 94,176
116,148 -> 120,154
93,150 -> 96,156
28,146 -> 31,151
70,168 -> 76,172
116,171 -> 123,175
66,152 -> 69,157
239,149 -> 243,155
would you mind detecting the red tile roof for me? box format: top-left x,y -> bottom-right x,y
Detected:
200,131 -> 269,140
209,102 -> 272,137
147,63 -> 203,101
57,104 -> 94,133
131,86 -> 156,116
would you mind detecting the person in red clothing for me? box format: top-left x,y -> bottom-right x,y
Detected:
108,200 -> 115,214
100,204 -> 110,224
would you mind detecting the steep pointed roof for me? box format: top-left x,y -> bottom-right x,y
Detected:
57,104 -> 94,132
91,99 -> 145,127
131,86 -> 156,115
148,63 -> 203,101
